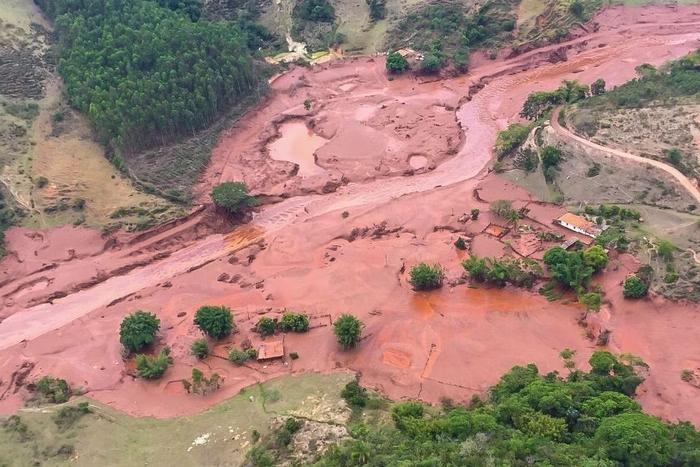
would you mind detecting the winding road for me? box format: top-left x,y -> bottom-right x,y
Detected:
551,107 -> 700,205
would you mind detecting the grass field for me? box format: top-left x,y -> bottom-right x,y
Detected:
0,372 -> 354,467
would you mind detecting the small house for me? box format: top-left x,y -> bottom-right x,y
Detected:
257,340 -> 284,361
555,213 -> 601,239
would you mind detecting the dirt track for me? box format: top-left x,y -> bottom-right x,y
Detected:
551,107 -> 700,205
2,5 -> 700,423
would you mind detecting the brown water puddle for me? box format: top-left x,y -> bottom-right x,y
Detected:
268,121 -> 330,176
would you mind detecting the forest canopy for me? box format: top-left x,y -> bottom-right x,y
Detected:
34,0 -> 266,154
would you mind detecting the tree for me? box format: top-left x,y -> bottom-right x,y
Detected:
569,0 -> 584,17
580,292 -> 602,317
583,245 -> 609,272
334,314 -> 364,350
135,347 -> 172,379
623,275 -> 648,298
463,255 -> 489,281
490,199 -> 514,218
194,305 -> 235,339
657,240 -> 675,261
211,182 -> 257,214
386,52 -> 409,73
303,99 -> 312,110
667,148 -> 681,166
366,0 -> 386,21
470,208 -> 480,220
255,317 -> 277,336
190,339 -> 209,359
543,246 -> 593,294
119,311 -> 160,353
591,78 -> 606,96
280,312 -> 309,332
408,262 -> 445,290
420,54 -> 442,73
595,413 -> 673,467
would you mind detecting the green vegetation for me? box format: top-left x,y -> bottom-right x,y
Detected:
279,312 -> 310,333
541,145 -> 563,182
183,368 -> 222,395
407,262 -> 445,290
333,314 -> 364,350
135,347 -> 172,379
289,352 -> 299,360
623,275 -> 648,299
590,78 -> 606,96
255,317 -> 278,336
583,203 -> 641,221
189,338 -> 209,359
34,0 -> 264,156
31,376 -> 75,404
341,379 -> 368,408
295,0 -> 335,22
582,245 -> 609,272
228,348 -> 258,365
494,123 -> 533,159
454,236 -> 467,250
366,0 -> 386,21
581,51 -> 700,109
462,255 -> 544,288
385,52 -> 409,73
194,305 -> 235,339
119,310 -> 161,353
249,351 -> 700,467
0,191 -> 18,257
580,292 -> 602,315
53,402 -> 91,428
386,0 -> 516,73
521,79 -> 590,120
211,182 -> 257,215
543,246 -> 594,295
657,240 -> 676,261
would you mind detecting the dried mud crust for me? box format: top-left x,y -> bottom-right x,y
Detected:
197,59 -> 464,202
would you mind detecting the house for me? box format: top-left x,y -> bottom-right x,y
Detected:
257,340 -> 284,361
555,213 -> 601,239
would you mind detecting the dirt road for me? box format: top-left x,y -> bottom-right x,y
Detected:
551,107 -> 700,205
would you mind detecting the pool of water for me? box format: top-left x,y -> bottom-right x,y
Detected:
268,121 -> 330,176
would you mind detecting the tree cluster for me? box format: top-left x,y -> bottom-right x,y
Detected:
255,312 -> 310,336
408,262 -> 445,290
35,0 -> 262,154
542,245 -> 609,295
520,79 -> 590,121
249,351 -> 700,467
462,255 -> 544,289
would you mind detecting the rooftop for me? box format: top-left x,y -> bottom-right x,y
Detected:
257,340 -> 284,360
556,213 -> 601,238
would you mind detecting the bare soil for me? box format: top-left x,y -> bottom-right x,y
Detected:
1,4 -> 700,430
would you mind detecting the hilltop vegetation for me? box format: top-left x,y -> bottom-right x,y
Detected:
248,351 -> 700,466
31,0 -> 270,201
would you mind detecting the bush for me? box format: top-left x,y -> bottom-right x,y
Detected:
119,310 -> 160,353
35,176 -> 49,188
295,0 -> 335,21
569,0 -> 584,17
255,317 -> 278,336
341,379 -> 368,407
623,275 -> 648,298
72,198 -> 86,211
494,123 -> 531,158
334,314 -> 364,350
386,52 -> 409,73
228,348 -> 252,365
280,312 -> 310,332
591,78 -> 606,96
210,182 -> 257,214
657,240 -> 675,261
33,376 -> 73,404
420,54 -> 443,73
289,352 -> 299,359
188,368 -> 222,395
408,262 -> 445,290
53,402 -> 91,428
190,339 -> 209,359
194,305 -> 234,339
135,347 -> 172,379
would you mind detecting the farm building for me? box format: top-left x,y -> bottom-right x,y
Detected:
555,213 -> 601,239
257,340 -> 284,361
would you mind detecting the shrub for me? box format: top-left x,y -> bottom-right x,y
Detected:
580,292 -> 602,314
119,310 -> 160,353
408,262 -> 445,290
386,52 -> 409,73
255,317 -> 278,336
342,211 -> 349,218
135,347 -> 172,379
190,339 -> 209,359
210,182 -> 257,214
454,236 -> 467,250
189,368 -> 222,395
471,208 -> 480,220
33,376 -> 73,404
280,312 -> 310,332
289,352 -> 299,359
35,176 -> 49,188
681,369 -> 694,382
53,402 -> 91,428
228,348 -> 251,365
623,275 -> 648,299
657,240 -> 675,261
72,198 -> 86,211
494,123 -> 531,158
591,78 -> 606,96
194,305 -> 234,339
420,54 -> 443,73
333,314 -> 364,350
569,0 -> 584,17
341,379 -> 368,407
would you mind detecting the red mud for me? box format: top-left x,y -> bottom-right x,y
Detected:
1,5 -> 700,424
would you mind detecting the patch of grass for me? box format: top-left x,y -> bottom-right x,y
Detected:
0,373 -> 353,467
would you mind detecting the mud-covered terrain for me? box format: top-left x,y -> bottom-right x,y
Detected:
1,4 -> 700,433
